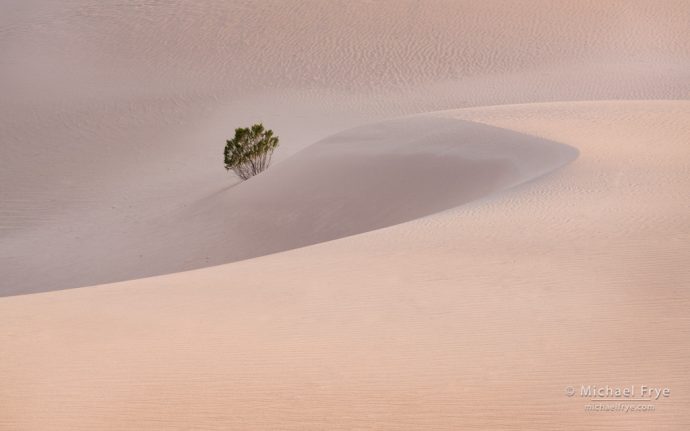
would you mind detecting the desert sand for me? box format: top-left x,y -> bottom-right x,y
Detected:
1,1 -> 689,430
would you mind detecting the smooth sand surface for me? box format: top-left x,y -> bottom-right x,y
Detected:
0,115 -> 578,295
1,1 -> 690,430
2,101 -> 689,430
2,0 -> 689,295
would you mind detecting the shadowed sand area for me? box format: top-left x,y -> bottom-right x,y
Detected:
0,117 -> 577,295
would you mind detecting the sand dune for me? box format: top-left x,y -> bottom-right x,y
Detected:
2,0 -> 689,295
1,101 -> 688,430
2,0 -> 690,429
0,115 -> 577,295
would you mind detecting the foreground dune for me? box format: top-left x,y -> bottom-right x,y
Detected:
1,101 -> 688,430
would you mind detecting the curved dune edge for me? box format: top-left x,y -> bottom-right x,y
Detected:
1,100 -> 688,430
1,113 -> 577,296
170,115 -> 579,270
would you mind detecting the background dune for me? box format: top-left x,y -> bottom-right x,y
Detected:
1,0 -> 689,295
1,0 -> 690,430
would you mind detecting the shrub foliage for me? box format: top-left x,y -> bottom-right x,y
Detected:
224,123 -> 279,180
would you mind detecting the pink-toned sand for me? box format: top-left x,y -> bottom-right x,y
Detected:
1,1 -> 689,430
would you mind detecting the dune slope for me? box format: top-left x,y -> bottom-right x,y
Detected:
1,101 -> 688,430
0,116 -> 577,295
1,0 -> 689,295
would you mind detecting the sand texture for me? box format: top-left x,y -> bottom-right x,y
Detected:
1,1 -> 689,429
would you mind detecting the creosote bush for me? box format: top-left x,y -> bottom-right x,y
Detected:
224,123 -> 279,180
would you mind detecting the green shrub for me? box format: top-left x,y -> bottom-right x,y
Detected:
224,123 -> 280,181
